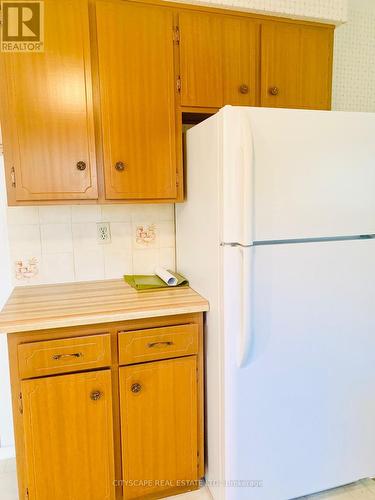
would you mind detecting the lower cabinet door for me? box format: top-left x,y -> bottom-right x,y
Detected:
21,370 -> 115,500
119,356 -> 198,499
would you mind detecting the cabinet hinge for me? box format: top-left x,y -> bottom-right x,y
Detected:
11,167 -> 16,188
19,392 -> 23,415
173,26 -> 180,44
176,76 -> 181,93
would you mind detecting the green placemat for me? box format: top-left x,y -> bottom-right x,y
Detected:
124,271 -> 189,291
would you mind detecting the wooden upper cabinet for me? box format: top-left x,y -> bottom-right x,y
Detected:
179,11 -> 259,108
179,12 -> 223,108
119,356 -> 198,499
222,17 -> 259,106
95,1 -> 178,201
0,0 -> 98,202
261,22 -> 334,110
22,370 -> 115,500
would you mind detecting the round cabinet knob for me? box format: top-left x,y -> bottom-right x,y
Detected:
239,84 -> 249,94
269,87 -> 280,96
131,383 -> 142,394
115,161 -> 125,172
90,390 -> 103,401
76,161 -> 87,171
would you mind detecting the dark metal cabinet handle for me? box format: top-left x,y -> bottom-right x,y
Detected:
131,383 -> 142,394
269,86 -> 280,96
239,84 -> 249,94
115,161 -> 125,172
147,341 -> 174,348
76,161 -> 87,171
90,390 -> 103,401
52,352 -> 83,361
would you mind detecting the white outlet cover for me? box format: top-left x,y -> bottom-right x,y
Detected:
97,222 -> 111,244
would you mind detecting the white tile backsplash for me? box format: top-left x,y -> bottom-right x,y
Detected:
71,205 -> 102,223
8,225 -> 41,256
132,248 -> 161,275
38,206 -> 71,224
74,248 -> 105,281
41,224 -> 73,254
72,223 -> 99,250
103,248 -> 133,279
101,205 -> 132,223
41,253 -> 75,284
7,205 -> 176,286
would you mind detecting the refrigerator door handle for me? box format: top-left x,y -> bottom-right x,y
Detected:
240,112 -> 254,245
238,246 -> 254,368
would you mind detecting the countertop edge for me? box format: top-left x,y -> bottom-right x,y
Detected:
0,303 -> 210,335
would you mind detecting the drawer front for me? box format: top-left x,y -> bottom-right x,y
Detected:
118,324 -> 198,365
18,334 -> 112,379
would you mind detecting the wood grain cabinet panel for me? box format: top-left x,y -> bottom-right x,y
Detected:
95,0 -> 178,200
118,324 -> 198,365
179,12 -> 259,108
0,0 -> 98,202
222,17 -> 260,106
21,370 -> 115,500
261,22 -> 333,110
179,11 -> 223,108
119,356 -> 198,499
18,333 -> 111,379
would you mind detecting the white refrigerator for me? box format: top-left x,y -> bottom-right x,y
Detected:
176,106 -> 375,500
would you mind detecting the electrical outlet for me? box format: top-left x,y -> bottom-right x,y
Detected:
97,222 -> 111,244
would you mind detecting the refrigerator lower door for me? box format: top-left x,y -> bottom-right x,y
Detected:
222,240 -> 375,500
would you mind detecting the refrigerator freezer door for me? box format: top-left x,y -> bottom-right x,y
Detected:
222,107 -> 375,244
222,240 -> 375,500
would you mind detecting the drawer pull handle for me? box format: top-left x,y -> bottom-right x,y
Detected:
52,352 -> 83,361
90,390 -> 103,401
147,341 -> 174,348
131,383 -> 142,394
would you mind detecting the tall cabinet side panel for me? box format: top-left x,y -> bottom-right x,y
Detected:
176,111 -> 226,499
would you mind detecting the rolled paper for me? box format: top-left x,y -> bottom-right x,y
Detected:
154,267 -> 178,286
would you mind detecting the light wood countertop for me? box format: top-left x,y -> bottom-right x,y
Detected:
0,279 -> 209,334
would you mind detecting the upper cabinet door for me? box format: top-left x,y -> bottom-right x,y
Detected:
95,1 -> 178,201
261,22 -> 334,110
222,17 -> 259,106
179,12 -> 259,108
179,12 -> 223,108
0,0 -> 98,202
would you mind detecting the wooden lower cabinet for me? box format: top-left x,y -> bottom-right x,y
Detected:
7,313 -> 204,500
119,356 -> 198,499
22,370 -> 115,500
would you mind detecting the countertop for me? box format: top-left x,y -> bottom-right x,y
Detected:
0,279 -> 209,334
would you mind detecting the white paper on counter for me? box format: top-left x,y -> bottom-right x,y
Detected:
155,267 -> 178,286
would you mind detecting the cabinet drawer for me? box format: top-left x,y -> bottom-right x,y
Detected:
118,324 -> 198,365
18,334 -> 111,379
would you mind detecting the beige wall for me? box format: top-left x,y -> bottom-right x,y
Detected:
171,0 -> 347,23
332,0 -> 375,111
